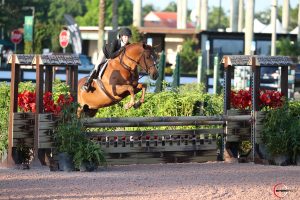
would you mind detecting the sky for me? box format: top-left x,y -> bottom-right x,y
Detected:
140,0 -> 298,13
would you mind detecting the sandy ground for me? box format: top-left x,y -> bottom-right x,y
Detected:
0,162 -> 299,200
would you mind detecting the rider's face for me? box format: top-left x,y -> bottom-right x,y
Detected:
121,35 -> 130,44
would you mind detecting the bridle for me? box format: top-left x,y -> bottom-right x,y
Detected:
119,47 -> 157,74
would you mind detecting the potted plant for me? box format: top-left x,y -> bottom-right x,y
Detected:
73,140 -> 106,172
262,102 -> 296,165
54,100 -> 83,171
54,101 -> 106,171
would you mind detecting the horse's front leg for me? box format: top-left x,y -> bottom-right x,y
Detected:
132,83 -> 147,109
115,85 -> 135,109
136,83 -> 147,103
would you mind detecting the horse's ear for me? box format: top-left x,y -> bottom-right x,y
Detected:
142,42 -> 147,49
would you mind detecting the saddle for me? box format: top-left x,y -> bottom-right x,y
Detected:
97,59 -> 109,79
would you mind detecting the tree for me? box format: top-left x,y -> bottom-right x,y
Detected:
75,0 -> 99,26
179,38 -> 200,74
143,4 -> 155,17
163,1 -> 177,12
130,25 -> 144,43
208,6 -> 229,30
277,37 -> 300,57
76,0 -> 133,26
255,9 -> 271,25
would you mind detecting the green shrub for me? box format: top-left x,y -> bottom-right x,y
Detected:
55,102 -> 106,170
178,39 -> 200,74
0,82 -> 10,157
262,101 -> 300,163
94,83 -> 223,132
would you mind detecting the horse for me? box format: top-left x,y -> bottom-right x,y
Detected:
78,42 -> 159,117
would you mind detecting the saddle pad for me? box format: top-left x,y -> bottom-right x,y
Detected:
98,60 -> 109,79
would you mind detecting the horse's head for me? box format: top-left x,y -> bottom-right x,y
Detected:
138,43 -> 159,80
122,43 -> 159,80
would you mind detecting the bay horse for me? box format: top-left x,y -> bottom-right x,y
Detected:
78,43 -> 159,117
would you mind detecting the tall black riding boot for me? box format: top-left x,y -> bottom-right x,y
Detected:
83,69 -> 97,91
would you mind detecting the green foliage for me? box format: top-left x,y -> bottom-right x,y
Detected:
95,83 -> 223,131
239,140 -> 252,155
75,0 -> 99,26
55,102 -> 106,170
76,0 -> 133,26
255,9 -> 270,25
48,0 -> 86,24
73,140 -> 106,169
24,41 -> 33,54
130,26 -> 144,43
163,1 -> 177,12
276,38 -> 300,57
52,79 -> 71,101
208,6 -> 229,30
178,39 -> 200,74
262,101 -> 300,162
18,82 -> 35,93
0,83 -> 10,157
142,4 -> 155,17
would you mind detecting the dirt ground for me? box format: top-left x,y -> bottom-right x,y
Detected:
0,162 -> 299,200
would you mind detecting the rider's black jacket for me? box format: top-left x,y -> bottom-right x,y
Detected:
103,39 -> 130,59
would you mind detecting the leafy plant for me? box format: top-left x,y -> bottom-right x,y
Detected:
55,102 -> 106,171
178,39 -> 200,74
0,82 -> 10,157
262,101 -> 300,162
73,140 -> 106,170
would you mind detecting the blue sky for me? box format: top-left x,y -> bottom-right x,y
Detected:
140,0 -> 298,13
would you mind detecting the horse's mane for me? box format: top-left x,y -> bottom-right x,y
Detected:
125,42 -> 158,60
125,42 -> 153,50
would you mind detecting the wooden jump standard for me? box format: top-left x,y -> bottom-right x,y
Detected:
6,54 -> 80,166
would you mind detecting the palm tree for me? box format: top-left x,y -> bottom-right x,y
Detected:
112,0 -> 118,30
98,0 -> 105,50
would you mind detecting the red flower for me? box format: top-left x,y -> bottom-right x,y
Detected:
18,91 -> 74,115
231,89 -> 284,111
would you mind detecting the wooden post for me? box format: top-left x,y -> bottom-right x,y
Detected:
280,66 -> 288,97
71,65 -> 78,102
251,57 -> 260,111
7,54 -> 20,166
45,66 -> 53,93
33,55 -> 43,166
66,66 -> 70,85
223,56 -> 231,114
222,56 -> 231,161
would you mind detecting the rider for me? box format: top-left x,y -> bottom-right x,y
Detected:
83,27 -> 132,91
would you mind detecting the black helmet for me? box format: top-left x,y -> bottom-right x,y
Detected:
119,27 -> 132,37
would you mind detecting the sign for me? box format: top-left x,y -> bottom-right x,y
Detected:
11,30 -> 22,44
59,30 -> 70,48
24,16 -> 33,42
64,14 -> 82,54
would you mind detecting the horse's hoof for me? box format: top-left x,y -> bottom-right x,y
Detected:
124,102 -> 134,109
133,101 -> 142,109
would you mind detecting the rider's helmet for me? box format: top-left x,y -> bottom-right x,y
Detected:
119,27 -> 132,38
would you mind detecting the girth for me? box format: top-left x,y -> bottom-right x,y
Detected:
96,79 -> 118,103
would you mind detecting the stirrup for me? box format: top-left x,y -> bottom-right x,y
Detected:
82,83 -> 90,92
